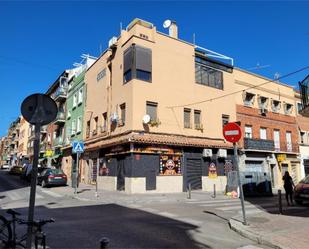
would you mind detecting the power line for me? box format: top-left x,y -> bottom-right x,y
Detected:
167,66 -> 309,109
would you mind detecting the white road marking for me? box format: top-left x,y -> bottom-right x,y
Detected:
41,190 -> 63,198
178,217 -> 203,226
158,212 -> 177,218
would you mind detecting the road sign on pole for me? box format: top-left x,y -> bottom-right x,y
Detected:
223,122 -> 242,143
72,141 -> 84,194
21,94 -> 57,249
223,122 -> 247,225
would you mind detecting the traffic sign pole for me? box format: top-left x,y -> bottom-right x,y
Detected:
74,152 -> 80,195
233,142 -> 247,226
26,123 -> 41,249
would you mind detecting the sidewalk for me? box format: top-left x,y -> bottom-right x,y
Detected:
63,182 -> 309,249
229,207 -> 309,249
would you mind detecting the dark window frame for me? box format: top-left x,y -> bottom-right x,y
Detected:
146,101 -> 158,121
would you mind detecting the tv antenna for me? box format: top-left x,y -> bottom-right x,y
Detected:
247,62 -> 271,71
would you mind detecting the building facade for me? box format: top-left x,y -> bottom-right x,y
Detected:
234,69 -> 300,193
81,19 -> 236,193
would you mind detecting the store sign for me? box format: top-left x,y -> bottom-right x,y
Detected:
208,162 -> 218,179
45,150 -> 54,157
159,155 -> 181,175
277,154 -> 286,162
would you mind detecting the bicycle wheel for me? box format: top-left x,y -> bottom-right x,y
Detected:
0,215 -> 12,246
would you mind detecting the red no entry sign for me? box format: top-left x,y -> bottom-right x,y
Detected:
223,122 -> 242,143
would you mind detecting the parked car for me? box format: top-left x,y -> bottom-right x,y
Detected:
37,168 -> 67,188
294,175 -> 309,205
9,165 -> 23,175
0,164 -> 9,170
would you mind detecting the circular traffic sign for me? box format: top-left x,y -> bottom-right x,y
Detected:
223,122 -> 242,143
21,94 -> 58,125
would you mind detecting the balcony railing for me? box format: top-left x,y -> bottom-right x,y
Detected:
299,75 -> 309,117
54,111 -> 66,124
53,87 -> 68,102
53,136 -> 63,148
244,138 -> 275,151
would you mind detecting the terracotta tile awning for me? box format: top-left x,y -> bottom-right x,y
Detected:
85,132 -> 232,151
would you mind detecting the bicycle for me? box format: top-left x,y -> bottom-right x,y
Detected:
0,209 -> 54,249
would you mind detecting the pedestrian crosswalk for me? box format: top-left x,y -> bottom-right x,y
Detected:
186,197 -> 307,215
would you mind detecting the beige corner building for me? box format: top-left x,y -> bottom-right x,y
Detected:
76,18 -> 302,194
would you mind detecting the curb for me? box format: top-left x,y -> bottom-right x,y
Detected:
229,218 -> 291,249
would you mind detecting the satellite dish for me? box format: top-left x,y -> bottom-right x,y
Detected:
163,19 -> 172,29
142,114 -> 151,124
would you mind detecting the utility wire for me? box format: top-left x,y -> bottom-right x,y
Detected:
167,66 -> 309,109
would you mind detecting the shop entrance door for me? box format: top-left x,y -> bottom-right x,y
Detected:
186,158 -> 202,190
117,157 -> 125,191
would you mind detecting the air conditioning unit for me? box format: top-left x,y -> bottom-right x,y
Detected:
217,149 -> 227,158
259,108 -> 268,115
202,149 -> 212,157
108,36 -> 117,48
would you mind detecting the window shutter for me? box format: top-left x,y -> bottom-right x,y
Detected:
135,46 -> 152,72
124,47 -> 133,73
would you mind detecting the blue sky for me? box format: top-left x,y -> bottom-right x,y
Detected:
0,1 -> 308,136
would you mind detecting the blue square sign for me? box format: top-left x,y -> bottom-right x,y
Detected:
72,141 -> 84,154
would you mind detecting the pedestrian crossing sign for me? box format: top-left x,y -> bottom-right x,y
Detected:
72,141 -> 84,154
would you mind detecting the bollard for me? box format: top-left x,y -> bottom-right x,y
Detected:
187,183 -> 191,199
278,189 -> 283,214
100,237 -> 110,249
213,184 -> 216,198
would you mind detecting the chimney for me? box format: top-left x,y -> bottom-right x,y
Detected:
169,21 -> 178,39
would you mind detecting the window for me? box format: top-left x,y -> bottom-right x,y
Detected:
300,131 -> 305,144
67,110 -> 71,119
222,114 -> 229,127
260,128 -> 267,139
271,100 -> 281,113
243,92 -> 255,107
194,110 -> 202,129
73,94 -> 77,108
71,120 -> 76,135
274,130 -> 280,151
120,103 -> 126,126
77,116 -> 82,133
102,112 -> 107,132
245,126 -> 252,138
258,96 -> 268,109
195,63 -> 223,90
93,116 -> 98,135
78,88 -> 83,104
286,131 -> 292,152
297,102 -> 303,114
86,121 -> 90,138
184,108 -> 191,128
123,45 -> 152,83
284,103 -> 293,115
97,68 -> 106,82
146,101 -> 158,121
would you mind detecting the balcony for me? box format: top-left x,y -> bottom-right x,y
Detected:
54,111 -> 66,125
53,87 -> 68,102
53,136 -> 63,148
299,75 -> 309,117
244,138 -> 275,151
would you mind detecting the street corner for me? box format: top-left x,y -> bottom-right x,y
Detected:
228,217 -> 284,249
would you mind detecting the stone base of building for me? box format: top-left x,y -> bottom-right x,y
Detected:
202,176 -> 227,193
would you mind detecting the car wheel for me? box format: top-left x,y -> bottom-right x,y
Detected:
295,200 -> 303,205
41,180 -> 47,188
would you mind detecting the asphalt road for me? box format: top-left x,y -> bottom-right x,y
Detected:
0,170 -> 272,249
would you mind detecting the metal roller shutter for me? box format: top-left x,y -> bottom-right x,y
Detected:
186,158 -> 202,190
